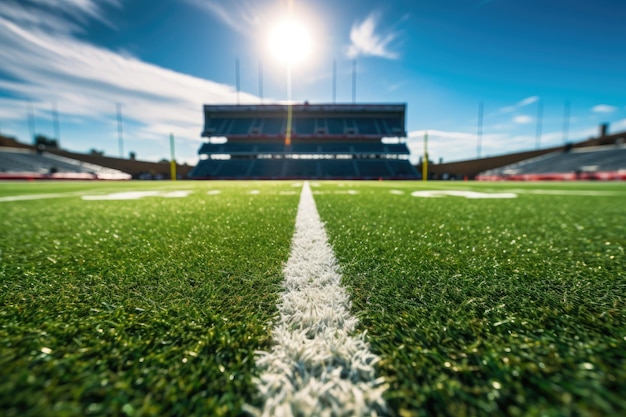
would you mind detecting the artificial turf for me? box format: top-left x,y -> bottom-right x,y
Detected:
0,181 -> 299,416
314,181 -> 626,416
2,180 -> 625,416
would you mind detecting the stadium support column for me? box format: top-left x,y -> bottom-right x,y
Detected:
170,133 -> 176,181
423,132 -> 428,181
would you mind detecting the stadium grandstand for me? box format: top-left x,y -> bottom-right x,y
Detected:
0,146 -> 131,180
477,144 -> 626,181
425,124 -> 626,180
190,103 -> 419,179
0,135 -> 193,180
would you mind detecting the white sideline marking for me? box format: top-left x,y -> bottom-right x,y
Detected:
207,190 -> 222,195
251,182 -> 387,416
0,192 -> 86,202
389,190 -> 404,195
81,190 -> 192,200
506,189 -> 621,196
411,190 -> 517,199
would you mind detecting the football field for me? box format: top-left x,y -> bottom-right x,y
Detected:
1,180 -> 625,416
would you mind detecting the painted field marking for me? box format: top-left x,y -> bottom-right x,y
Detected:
411,190 -> 517,199
505,189 -> 622,196
81,190 -> 192,200
0,192 -> 88,202
250,181 -> 387,416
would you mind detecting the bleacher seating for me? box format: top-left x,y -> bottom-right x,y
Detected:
321,160 -> 358,178
191,103 -> 418,179
0,148 -> 130,179
249,159 -> 285,178
479,146 -> 626,180
285,159 -> 320,177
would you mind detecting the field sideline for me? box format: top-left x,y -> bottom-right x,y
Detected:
1,180 -> 625,416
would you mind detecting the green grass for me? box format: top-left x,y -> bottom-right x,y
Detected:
315,181 -> 626,416
0,181 -> 299,416
2,180 -> 625,416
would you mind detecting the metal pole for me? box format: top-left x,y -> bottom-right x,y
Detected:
477,102 -> 483,158
422,132 -> 428,181
52,102 -> 60,142
332,60 -> 337,104
116,103 -> 124,158
27,102 -> 36,143
562,100 -> 570,144
535,99 -> 543,149
236,58 -> 240,105
352,60 -> 356,104
259,61 -> 263,104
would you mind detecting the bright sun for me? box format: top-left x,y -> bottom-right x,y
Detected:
267,18 -> 312,67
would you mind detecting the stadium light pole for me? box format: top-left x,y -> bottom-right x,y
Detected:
535,99 -> 543,149
422,131 -> 428,181
235,58 -> 241,105
27,102 -> 36,143
52,102 -> 60,143
476,102 -> 483,159
259,60 -> 264,104
562,100 -> 570,144
116,103 -> 124,158
352,60 -> 357,104
332,59 -> 336,104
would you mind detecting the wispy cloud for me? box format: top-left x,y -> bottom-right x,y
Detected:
346,12 -> 400,60
514,115 -> 533,124
0,4 -> 258,162
0,0 -> 120,34
406,124 -> 599,164
181,0 -> 265,36
499,96 -> 539,114
592,104 -> 617,113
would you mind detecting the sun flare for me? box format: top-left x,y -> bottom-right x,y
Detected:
267,18 -> 312,67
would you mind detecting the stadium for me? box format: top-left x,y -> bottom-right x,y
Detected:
1,0 -> 626,416
190,103 -> 418,180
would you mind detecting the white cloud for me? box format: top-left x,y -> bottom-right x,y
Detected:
592,104 -> 617,113
346,12 -> 399,60
0,0 -> 120,34
405,125 -> 599,164
499,96 -> 539,113
514,115 -> 533,124
0,9 -> 258,163
612,118 -> 626,131
181,0 -> 267,37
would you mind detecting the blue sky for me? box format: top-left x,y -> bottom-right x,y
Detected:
1,0 -> 625,164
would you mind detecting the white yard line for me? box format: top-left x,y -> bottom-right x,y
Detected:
0,191 -> 87,202
250,181 -> 387,416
